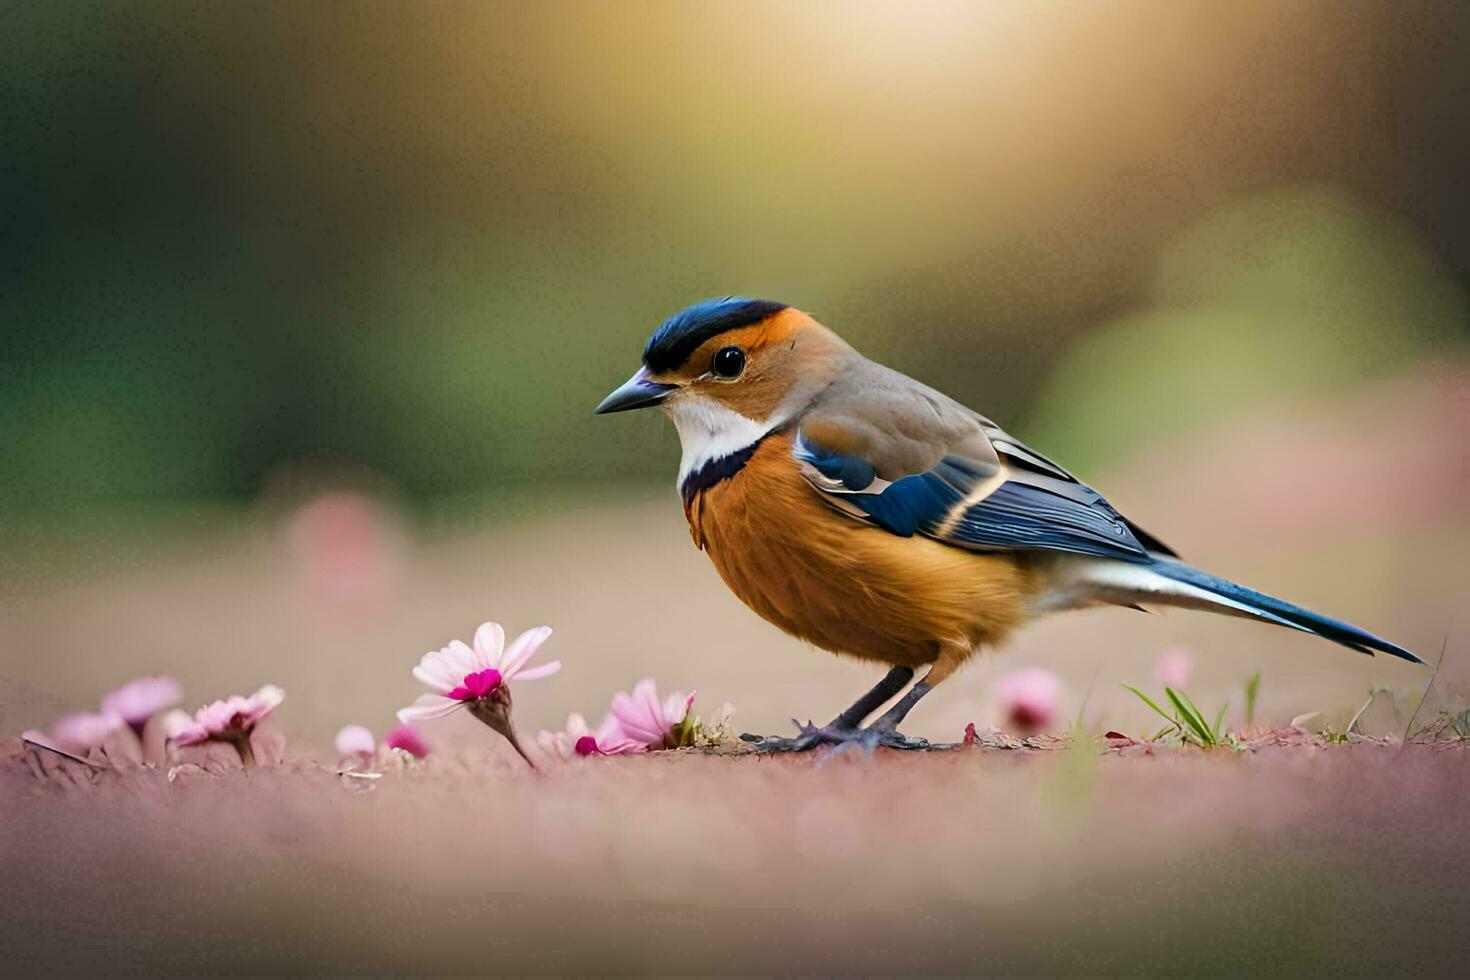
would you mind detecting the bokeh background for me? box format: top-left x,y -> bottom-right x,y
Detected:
5,2 -> 1470,974
3,2 -> 1468,746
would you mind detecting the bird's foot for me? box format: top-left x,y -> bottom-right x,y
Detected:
856,727 -> 931,751
738,719 -> 836,752
740,720 -> 930,753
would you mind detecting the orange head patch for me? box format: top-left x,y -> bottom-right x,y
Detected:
642,301 -> 844,422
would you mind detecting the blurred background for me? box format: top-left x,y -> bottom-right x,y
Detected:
2,1 -> 1467,744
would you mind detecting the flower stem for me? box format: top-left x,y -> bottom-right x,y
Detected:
223,732 -> 256,768
467,696 -> 536,770
499,721 -> 536,770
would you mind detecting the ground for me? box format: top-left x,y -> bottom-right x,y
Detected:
3,740 -> 1468,973
2,368 -> 1466,973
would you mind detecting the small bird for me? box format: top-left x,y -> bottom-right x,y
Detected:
595,298 -> 1420,750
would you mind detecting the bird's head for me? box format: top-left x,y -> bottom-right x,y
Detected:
595,297 -> 853,473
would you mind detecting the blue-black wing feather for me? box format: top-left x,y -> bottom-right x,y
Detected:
796,432 -> 1152,563
947,478 -> 1149,561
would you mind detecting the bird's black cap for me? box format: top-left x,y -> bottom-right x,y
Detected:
641,297 -> 788,374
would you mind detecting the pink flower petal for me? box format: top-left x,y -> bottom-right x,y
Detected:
596,714 -> 627,743
461,667 -> 502,699
397,693 -> 464,722
663,690 -> 695,726
49,711 -> 125,752
595,713 -> 645,755
472,622 -> 505,670
441,639 -> 480,678
610,678 -> 680,746
168,686 -> 282,746
334,724 -> 376,757
100,676 -> 183,726
512,659 -> 561,682
501,626 -> 552,679
171,722 -> 211,746
159,709 -> 197,744
635,678 -> 662,724
244,685 -> 285,725
610,691 -> 661,744
384,722 -> 430,758
413,650 -> 461,693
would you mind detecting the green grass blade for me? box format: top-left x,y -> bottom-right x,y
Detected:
1167,688 -> 1206,731
1124,685 -> 1180,730
1212,702 -> 1229,741
1166,688 -> 1213,745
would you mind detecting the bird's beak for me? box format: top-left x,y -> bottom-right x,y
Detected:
594,367 -> 675,414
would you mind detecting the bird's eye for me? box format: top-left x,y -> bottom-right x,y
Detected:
711,346 -> 746,379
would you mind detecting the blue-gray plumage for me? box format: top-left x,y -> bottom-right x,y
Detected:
792,392 -> 1418,662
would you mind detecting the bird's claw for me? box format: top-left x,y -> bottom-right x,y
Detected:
739,723 -> 930,754
864,728 -> 930,751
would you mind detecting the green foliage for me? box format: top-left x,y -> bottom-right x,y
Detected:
1026,188 -> 1465,470
1123,684 -> 1235,749
1452,709 -> 1470,740
6,3 -> 1466,507
669,717 -> 698,749
688,707 -> 735,749
1409,707 -> 1470,744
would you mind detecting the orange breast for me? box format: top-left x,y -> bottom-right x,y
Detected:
685,434 -> 1041,667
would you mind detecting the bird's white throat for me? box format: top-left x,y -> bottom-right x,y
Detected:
667,395 -> 771,484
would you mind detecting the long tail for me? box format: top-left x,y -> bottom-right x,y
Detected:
1074,557 -> 1421,663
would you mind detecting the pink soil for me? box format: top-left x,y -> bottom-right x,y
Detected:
1,740 -> 1466,973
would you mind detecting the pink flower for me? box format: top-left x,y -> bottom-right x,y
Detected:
1154,648 -> 1194,690
334,724 -> 376,758
173,684 -> 285,766
609,678 -> 696,750
398,623 -> 560,723
21,677 -> 181,764
384,722 -> 430,758
332,722 -> 429,763
159,708 -> 195,740
993,667 -> 1061,735
398,622 -> 559,768
100,676 -> 183,731
537,712 -> 640,761
30,711 -> 124,754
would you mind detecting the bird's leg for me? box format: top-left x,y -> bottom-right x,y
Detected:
830,665 -> 915,729
854,680 -> 935,750
854,645 -> 968,750
740,665 -> 914,752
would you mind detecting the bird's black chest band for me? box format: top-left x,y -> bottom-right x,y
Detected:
679,432 -> 772,504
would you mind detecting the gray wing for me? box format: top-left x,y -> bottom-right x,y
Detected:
793,361 -> 1177,562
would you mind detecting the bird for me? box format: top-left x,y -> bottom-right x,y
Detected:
594,297 -> 1421,751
